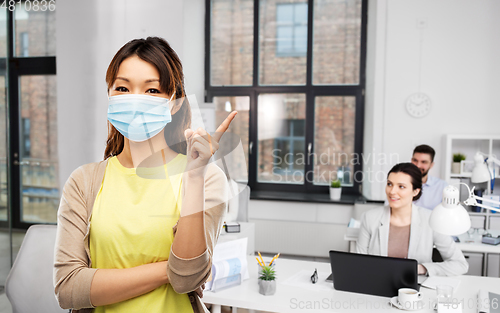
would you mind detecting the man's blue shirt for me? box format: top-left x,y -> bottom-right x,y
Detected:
414,175 -> 448,210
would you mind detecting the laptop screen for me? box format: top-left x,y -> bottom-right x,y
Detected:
329,250 -> 419,297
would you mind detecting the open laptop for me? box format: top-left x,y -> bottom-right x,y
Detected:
328,250 -> 419,297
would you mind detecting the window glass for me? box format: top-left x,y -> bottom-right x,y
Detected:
0,12 -> 6,58
313,96 -> 355,186
15,2 -> 56,57
259,0 -> 308,85
276,3 -> 307,56
20,75 -> 58,223
258,93 -> 306,183
214,96 -> 250,183
0,76 -> 6,222
211,0 -> 254,86
313,0 -> 362,85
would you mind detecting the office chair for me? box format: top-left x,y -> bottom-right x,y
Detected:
226,179 -> 250,223
5,224 -> 68,313
432,247 -> 444,262
235,183 -> 250,223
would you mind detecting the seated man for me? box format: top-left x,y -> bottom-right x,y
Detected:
411,144 -> 448,210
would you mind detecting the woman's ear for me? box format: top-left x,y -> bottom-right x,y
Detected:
413,188 -> 421,197
169,97 -> 183,115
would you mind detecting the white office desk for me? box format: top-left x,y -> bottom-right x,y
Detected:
204,256 -> 500,313
344,232 -> 500,254
345,229 -> 500,276
456,230 -> 500,254
455,230 -> 500,277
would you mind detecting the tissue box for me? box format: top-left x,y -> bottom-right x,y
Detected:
482,234 -> 500,245
224,222 -> 240,233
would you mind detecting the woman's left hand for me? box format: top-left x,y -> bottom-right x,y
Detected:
184,111 -> 237,178
418,264 -> 427,275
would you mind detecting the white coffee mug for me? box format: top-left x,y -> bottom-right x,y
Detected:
398,288 -> 423,310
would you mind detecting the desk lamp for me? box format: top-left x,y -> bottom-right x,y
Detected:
430,184 -> 500,236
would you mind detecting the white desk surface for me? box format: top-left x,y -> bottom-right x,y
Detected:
456,230 -> 500,254
204,256 -> 500,313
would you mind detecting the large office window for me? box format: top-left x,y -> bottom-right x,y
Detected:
1,3 -> 57,230
0,0 -> 57,294
206,0 -> 366,194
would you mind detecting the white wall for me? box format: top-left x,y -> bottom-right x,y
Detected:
363,0 -> 500,200
182,0 -> 206,108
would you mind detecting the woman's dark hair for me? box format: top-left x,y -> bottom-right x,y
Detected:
103,37 -> 191,159
387,163 -> 423,201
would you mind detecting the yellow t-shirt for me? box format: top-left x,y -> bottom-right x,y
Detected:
89,154 -> 193,313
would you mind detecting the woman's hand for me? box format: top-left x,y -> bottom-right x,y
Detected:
184,111 -> 237,178
418,264 -> 427,275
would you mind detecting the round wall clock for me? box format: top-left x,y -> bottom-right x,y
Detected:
406,92 -> 431,118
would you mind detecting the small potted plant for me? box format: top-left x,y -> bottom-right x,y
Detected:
452,153 -> 466,174
330,179 -> 342,201
258,265 -> 276,296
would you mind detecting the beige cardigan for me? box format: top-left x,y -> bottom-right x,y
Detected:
53,158 -> 228,313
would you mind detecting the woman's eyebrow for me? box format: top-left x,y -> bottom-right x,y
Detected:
115,77 -> 159,83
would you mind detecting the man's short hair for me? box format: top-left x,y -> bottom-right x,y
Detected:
413,144 -> 435,162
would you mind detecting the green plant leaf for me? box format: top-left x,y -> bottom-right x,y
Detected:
453,153 -> 466,162
330,179 -> 341,188
259,265 -> 276,281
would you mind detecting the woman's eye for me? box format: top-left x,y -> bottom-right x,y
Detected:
115,86 -> 128,92
147,89 -> 161,94
387,183 -> 392,187
400,186 -> 405,189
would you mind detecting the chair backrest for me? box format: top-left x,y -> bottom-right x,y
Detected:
226,179 -> 250,223
5,224 -> 67,313
353,202 -> 384,221
235,183 -> 250,223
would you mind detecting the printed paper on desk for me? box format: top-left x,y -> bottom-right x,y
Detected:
206,238 -> 249,291
437,303 -> 462,313
478,290 -> 500,313
421,276 -> 460,291
213,237 -> 248,265
478,289 -> 489,313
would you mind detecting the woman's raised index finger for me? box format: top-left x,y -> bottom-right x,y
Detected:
213,111 -> 237,142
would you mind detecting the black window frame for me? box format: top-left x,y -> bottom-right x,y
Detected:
205,0 -> 367,196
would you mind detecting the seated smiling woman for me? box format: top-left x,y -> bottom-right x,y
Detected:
356,163 -> 468,277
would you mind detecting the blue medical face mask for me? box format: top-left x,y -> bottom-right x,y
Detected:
107,93 -> 175,142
